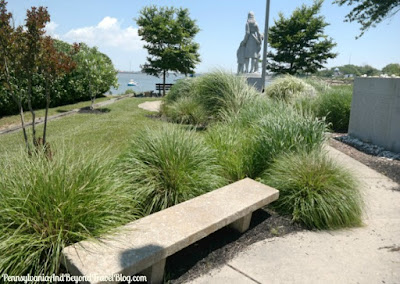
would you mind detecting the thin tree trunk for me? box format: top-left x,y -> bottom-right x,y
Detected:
163,70 -> 166,97
4,59 -> 30,152
27,75 -> 37,147
43,80 -> 50,146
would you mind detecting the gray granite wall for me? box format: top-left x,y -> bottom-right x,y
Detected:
349,78 -> 400,153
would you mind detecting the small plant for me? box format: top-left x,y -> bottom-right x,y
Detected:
315,85 -> 353,132
265,75 -> 316,103
117,125 -> 226,215
0,147 -> 138,276
261,150 -> 363,230
124,88 -> 135,95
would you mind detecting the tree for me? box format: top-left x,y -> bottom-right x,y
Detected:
0,1 -> 76,153
382,63 -> 400,76
136,6 -> 200,96
72,44 -> 118,110
0,0 -> 30,150
267,0 -> 337,75
334,0 -> 400,38
40,37 -> 77,146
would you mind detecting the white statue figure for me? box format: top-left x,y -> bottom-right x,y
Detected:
240,11 -> 263,73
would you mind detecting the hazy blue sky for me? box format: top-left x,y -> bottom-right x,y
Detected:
7,0 -> 400,72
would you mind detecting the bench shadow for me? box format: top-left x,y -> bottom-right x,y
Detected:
165,208 -> 273,282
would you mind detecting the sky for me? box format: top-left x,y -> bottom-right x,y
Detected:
6,0 -> 400,73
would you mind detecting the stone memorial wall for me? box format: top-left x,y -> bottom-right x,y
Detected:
349,78 -> 400,153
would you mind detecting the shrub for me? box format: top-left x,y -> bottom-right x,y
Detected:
0,147 -> 138,276
315,85 -> 353,132
261,150 -> 363,229
124,88 -> 135,95
265,75 -> 316,103
117,125 -> 226,215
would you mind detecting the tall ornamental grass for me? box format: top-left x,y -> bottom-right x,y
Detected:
315,85 -> 353,132
195,70 -> 259,118
206,123 -> 258,182
117,125 -> 226,215
265,75 -> 316,103
161,71 -> 260,125
0,147 -> 138,276
162,77 -> 198,106
261,150 -> 363,229
207,98 -> 328,181
161,95 -> 208,125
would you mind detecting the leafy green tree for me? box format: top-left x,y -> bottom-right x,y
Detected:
136,6 -> 200,96
358,64 -> 379,76
23,6 -> 50,147
334,0 -> 400,37
382,63 -> 400,75
72,44 -> 118,109
267,0 -> 337,75
0,1 -> 76,153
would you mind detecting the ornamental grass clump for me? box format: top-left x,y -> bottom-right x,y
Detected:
261,150 -> 363,230
162,95 -> 208,125
315,85 -> 353,132
163,77 -> 198,105
206,122 -> 258,182
118,125 -> 226,215
208,99 -> 328,181
194,70 -> 259,119
0,147 -> 138,277
265,75 -> 316,103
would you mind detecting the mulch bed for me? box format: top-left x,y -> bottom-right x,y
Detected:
77,107 -> 110,114
329,135 -> 400,186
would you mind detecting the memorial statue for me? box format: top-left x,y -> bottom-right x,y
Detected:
237,12 -> 263,74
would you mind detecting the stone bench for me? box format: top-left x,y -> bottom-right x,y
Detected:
61,178 -> 279,284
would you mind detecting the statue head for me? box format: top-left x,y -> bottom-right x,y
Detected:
248,11 -> 255,20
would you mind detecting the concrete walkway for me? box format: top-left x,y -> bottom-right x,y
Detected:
188,146 -> 400,284
138,100 -> 162,112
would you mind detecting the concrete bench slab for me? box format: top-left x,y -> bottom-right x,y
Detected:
61,178 -> 279,284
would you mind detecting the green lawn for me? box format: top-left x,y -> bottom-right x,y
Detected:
0,96 -> 114,129
0,97 -> 164,160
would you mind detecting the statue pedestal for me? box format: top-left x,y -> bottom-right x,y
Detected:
240,73 -> 263,92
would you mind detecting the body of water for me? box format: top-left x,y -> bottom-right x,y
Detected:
109,72 -> 273,95
109,72 -> 185,94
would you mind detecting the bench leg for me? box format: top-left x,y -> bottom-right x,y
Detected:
229,213 -> 252,233
142,258 -> 166,284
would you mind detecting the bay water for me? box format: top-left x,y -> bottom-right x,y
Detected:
109,72 -> 273,95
